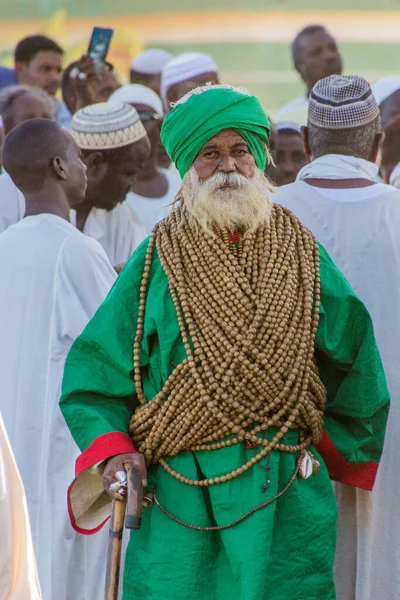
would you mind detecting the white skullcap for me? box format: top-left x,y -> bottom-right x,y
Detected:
275,122 -> 301,134
71,102 -> 147,150
160,52 -> 218,106
130,49 -> 173,76
372,76 -> 400,106
309,75 -> 379,130
108,84 -> 164,116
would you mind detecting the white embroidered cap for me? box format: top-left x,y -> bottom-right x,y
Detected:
71,102 -> 147,150
108,84 -> 164,116
309,75 -> 380,130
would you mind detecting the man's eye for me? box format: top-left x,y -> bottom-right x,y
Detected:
204,151 -> 217,158
234,149 -> 246,155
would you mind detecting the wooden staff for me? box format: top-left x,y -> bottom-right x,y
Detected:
104,466 -> 143,600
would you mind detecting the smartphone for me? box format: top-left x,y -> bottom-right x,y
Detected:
87,27 -> 114,75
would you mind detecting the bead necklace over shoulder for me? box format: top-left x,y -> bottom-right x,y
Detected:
130,199 -> 326,487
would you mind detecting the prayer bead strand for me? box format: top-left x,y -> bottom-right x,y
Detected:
129,201 -> 326,486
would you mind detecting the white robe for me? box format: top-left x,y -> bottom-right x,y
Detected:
277,181 -> 400,600
273,95 -> 309,126
0,412 -> 42,600
70,200 -> 146,266
0,214 -> 117,600
0,172 -> 25,234
0,174 -> 146,266
126,168 -> 181,235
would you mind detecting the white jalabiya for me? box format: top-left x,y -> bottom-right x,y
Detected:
70,200 -> 146,266
0,214 -> 117,600
277,165 -> 400,600
0,172 -> 25,234
0,412 -> 42,600
296,153 -> 379,182
126,168 -> 181,235
0,173 -> 146,266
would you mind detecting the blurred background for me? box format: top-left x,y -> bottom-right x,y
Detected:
0,0 -> 399,116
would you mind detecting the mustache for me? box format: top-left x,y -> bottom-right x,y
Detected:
200,172 -> 249,191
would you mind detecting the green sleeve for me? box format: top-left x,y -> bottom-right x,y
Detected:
315,244 -> 389,488
60,239 -> 151,452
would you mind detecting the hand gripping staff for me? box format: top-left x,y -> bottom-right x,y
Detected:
104,466 -> 143,600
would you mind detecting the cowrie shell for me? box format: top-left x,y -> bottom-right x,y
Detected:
298,452 -> 313,479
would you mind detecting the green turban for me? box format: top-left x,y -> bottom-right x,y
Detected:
161,86 -> 270,178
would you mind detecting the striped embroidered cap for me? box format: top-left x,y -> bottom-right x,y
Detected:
308,75 -> 380,130
71,102 -> 147,150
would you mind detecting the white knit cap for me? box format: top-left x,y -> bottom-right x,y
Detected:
130,49 -> 173,76
71,102 -> 147,150
108,84 -> 164,116
372,76 -> 400,106
160,52 -> 218,106
308,75 -> 380,130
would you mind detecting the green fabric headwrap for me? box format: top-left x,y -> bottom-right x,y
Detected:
161,86 -> 270,178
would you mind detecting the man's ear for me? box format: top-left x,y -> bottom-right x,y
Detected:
370,132 -> 384,164
15,61 -> 27,81
85,151 -> 108,175
51,156 -> 67,180
301,126 -> 312,159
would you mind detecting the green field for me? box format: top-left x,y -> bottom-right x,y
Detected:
1,0 -> 400,19
0,0 -> 399,116
154,41 -> 400,113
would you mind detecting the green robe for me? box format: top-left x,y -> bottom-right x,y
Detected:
60,238 -> 389,600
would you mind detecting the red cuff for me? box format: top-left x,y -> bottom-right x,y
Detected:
317,431 -> 378,491
75,431 -> 136,477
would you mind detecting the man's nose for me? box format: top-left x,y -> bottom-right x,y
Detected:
218,153 -> 236,172
323,47 -> 337,62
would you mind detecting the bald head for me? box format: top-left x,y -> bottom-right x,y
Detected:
3,119 -> 74,193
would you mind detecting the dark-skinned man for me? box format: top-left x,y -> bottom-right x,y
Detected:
70,101 -> 149,268
0,102 -> 150,269
62,55 -> 121,119
278,74 -> 400,600
11,35 -> 71,127
109,84 -> 181,234
130,48 -> 173,97
0,119 -> 117,600
0,85 -> 55,233
266,123 -> 309,186
275,25 -> 342,126
161,51 -> 219,111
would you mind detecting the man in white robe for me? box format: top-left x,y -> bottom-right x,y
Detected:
109,84 -> 181,235
274,25 -> 342,127
0,412 -> 42,600
277,74 -> 400,600
70,102 -> 149,267
0,85 -> 55,234
0,102 -> 149,268
0,119 -> 117,600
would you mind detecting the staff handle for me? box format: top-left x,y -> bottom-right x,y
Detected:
124,465 -> 143,529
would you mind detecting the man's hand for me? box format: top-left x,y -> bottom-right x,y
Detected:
103,452 -> 147,500
70,54 -> 100,111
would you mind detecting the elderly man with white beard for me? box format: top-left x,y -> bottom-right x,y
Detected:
60,85 -> 389,600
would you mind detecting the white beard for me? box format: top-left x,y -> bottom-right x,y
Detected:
180,167 -> 275,235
